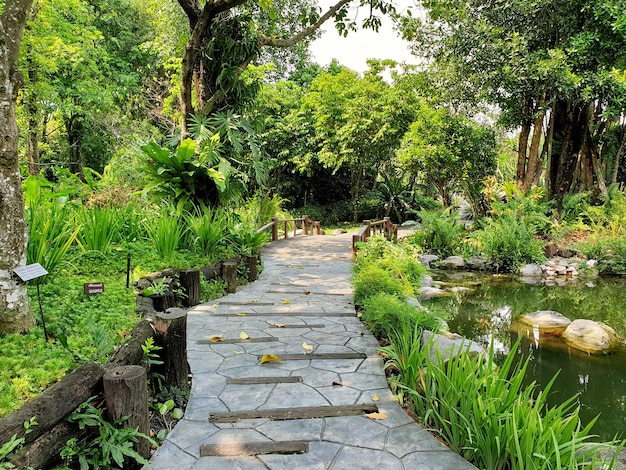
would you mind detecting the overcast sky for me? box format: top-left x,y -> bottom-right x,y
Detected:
308,0 -> 418,73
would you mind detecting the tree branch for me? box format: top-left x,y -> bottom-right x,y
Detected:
259,0 -> 353,48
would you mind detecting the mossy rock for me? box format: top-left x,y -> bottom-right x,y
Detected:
562,319 -> 621,354
518,310 -> 571,334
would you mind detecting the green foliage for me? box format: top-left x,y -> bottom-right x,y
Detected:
383,335 -> 621,469
478,215 -> 546,272
353,235 -> 425,305
23,176 -> 81,278
63,399 -> 154,469
236,193 -> 290,227
362,293 -> 447,339
409,210 -> 466,257
184,206 -> 229,258
76,206 -> 120,254
140,138 -> 227,208
145,212 -> 186,262
229,226 -> 269,255
200,276 -> 227,303
0,418 -> 36,469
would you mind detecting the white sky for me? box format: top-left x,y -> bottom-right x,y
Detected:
309,0 -> 418,73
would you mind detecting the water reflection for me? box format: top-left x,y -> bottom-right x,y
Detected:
429,273 -> 626,441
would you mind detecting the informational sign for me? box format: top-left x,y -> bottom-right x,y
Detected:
84,282 -> 105,295
13,263 -> 48,282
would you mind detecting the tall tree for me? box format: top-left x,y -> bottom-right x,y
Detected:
400,0 -> 626,209
175,0 -> 394,134
0,0 -> 37,333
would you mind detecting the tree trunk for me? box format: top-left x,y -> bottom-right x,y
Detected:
0,0 -> 36,334
66,113 -> 83,174
524,95 -> 545,188
179,269 -> 200,307
103,366 -> 150,459
516,96 -> 532,190
25,48 -> 40,175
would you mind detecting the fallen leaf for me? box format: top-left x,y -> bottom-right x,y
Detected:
211,304 -> 218,308
301,342 -> 314,353
303,290 -> 311,295
239,331 -> 250,340
236,313 -> 247,317
282,299 -> 290,304
209,336 -> 224,343
297,265 -> 303,269
365,412 -> 388,420
357,312 -> 363,318
372,394 -> 380,402
251,299 -> 259,303
260,354 -> 282,364
233,351 -> 242,355
332,381 -> 344,387
272,323 -> 285,328
117,329 -> 131,339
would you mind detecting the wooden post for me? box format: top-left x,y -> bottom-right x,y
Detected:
103,366 -> 150,459
222,261 -> 238,293
302,215 -> 308,235
179,269 -> 200,307
363,220 -> 371,242
155,309 -> 190,391
151,291 -> 175,312
244,254 -> 258,282
383,217 -> 391,239
283,220 -> 288,239
271,218 -> 278,241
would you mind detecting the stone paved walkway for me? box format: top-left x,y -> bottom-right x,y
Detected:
148,233 -> 477,470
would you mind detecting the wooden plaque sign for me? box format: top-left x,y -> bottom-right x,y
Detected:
84,282 -> 105,295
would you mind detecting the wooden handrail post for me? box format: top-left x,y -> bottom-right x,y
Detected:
383,217 -> 391,239
302,215 -> 308,235
271,218 -> 278,241
284,220 -> 288,239
363,220 -> 371,241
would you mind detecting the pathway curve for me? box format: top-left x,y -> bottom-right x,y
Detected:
148,233 -> 477,470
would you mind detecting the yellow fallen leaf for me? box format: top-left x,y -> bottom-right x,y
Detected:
209,336 -> 224,343
372,394 -> 380,402
117,329 -> 131,339
233,351 -> 242,355
211,304 -> 218,308
272,323 -> 285,328
297,265 -> 303,269
239,331 -> 250,340
260,354 -> 282,364
332,381 -> 344,387
282,299 -> 290,304
357,312 -> 363,318
365,412 -> 387,420
236,313 -> 247,317
251,299 -> 259,303
301,342 -> 314,353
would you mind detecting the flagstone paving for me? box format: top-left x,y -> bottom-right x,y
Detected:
148,233 -> 477,470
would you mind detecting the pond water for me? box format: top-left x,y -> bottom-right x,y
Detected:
426,271 -> 626,441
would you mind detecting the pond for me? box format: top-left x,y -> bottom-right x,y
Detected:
426,271 -> 626,441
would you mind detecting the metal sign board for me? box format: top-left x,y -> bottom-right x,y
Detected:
13,263 -> 48,282
84,282 -> 105,295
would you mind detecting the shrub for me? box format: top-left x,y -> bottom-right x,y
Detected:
76,206 -> 120,254
145,212 -> 186,262
477,215 -> 545,272
185,206 -> 229,258
362,293 -> 447,339
409,209 -> 465,257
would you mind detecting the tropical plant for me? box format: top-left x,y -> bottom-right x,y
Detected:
62,399 -> 153,469
382,334 -> 621,470
76,206 -> 120,254
145,212 -> 186,262
409,209 -> 466,258
184,206 -> 229,257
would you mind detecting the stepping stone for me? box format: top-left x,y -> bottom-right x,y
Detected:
197,337 -> 278,344
260,352 -> 366,361
212,311 -> 355,317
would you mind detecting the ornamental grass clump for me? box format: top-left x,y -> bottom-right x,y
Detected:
381,332 -> 622,470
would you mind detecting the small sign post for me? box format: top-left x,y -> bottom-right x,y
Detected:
83,282 -> 105,295
13,263 -> 49,341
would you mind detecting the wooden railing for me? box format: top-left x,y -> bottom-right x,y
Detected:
352,217 -> 398,259
256,215 -> 321,241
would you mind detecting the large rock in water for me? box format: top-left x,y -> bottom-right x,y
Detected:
422,330 -> 484,363
518,310 -> 571,334
439,256 -> 465,269
562,319 -> 621,354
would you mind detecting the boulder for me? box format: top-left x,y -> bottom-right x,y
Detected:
466,257 -> 488,270
418,254 -> 439,268
562,319 -> 621,354
422,330 -> 484,363
421,275 -> 434,288
519,264 -> 543,277
519,310 -> 571,334
447,286 -> 471,293
418,286 -> 446,299
439,256 -> 465,269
